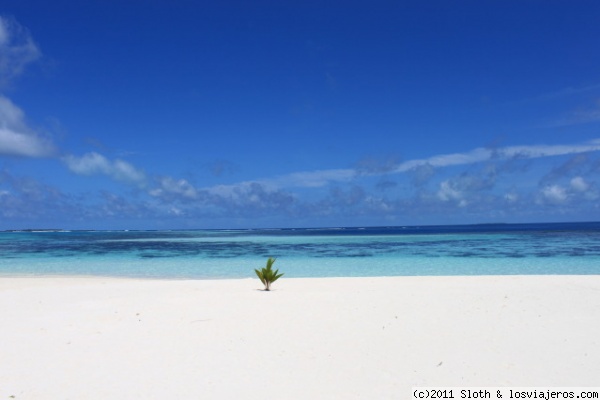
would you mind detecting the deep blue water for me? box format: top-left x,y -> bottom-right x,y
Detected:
1,222 -> 599,278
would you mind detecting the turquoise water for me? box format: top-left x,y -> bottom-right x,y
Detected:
1,223 -> 599,278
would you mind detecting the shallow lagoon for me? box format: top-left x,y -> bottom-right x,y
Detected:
1,222 -> 599,278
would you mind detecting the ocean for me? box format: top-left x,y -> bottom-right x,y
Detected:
1,222 -> 599,278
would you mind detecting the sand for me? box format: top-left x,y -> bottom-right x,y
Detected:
1,275 -> 599,399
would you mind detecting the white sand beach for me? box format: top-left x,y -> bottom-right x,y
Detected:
1,275 -> 599,399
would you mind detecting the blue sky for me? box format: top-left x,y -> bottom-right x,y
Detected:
1,1 -> 600,229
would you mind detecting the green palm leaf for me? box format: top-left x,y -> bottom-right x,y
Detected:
255,257 -> 284,291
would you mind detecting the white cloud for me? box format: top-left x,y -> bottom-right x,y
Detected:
437,180 -> 463,202
365,196 -> 393,212
393,140 -> 600,175
0,95 -> 55,157
190,139 -> 600,200
199,168 -> 355,199
62,152 -> 146,185
500,141 -> 600,159
205,181 -> 296,212
0,126 -> 54,157
63,152 -> 111,174
149,177 -> 198,199
541,185 -> 568,204
111,159 -> 146,183
570,176 -> 589,192
228,139 -> 599,191
207,182 -> 258,199
270,169 -> 355,188
0,16 -> 41,85
397,147 -> 492,172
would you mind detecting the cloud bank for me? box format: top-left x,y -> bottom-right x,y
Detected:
4,137 -> 600,228
240,139 -> 600,191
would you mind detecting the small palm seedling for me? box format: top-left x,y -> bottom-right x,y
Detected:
255,257 -> 284,291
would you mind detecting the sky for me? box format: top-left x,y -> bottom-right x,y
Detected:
1,1 -> 600,230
